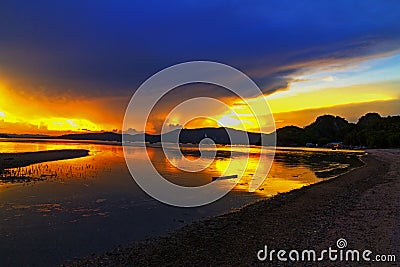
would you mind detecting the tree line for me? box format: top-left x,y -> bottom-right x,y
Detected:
276,113 -> 400,148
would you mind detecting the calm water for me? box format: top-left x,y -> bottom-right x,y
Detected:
0,139 -> 363,266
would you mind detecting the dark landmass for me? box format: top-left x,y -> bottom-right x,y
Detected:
0,149 -> 90,171
145,127 -> 269,145
71,150 -> 400,266
59,132 -> 123,142
277,113 -> 400,148
1,128 -> 269,146
1,113 -> 399,148
43,128 -> 268,145
0,133 -> 49,139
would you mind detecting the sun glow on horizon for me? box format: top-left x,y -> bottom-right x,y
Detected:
1,52 -> 400,135
0,83 -> 118,135
213,107 -> 267,133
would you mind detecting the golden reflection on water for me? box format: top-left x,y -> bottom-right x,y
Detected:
0,140 -> 357,198
0,140 -> 125,192
147,145 -> 323,197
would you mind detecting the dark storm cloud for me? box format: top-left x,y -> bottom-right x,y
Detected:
0,0 -> 399,98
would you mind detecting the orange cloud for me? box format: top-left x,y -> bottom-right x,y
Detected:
273,99 -> 400,128
0,83 -> 127,134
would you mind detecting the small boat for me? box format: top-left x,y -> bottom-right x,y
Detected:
212,174 -> 238,181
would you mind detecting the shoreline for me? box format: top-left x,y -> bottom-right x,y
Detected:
1,137 -> 368,152
72,149 -> 399,266
0,149 -> 90,171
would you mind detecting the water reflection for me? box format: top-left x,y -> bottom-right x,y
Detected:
148,145 -> 363,197
0,140 -> 364,197
0,139 -> 364,266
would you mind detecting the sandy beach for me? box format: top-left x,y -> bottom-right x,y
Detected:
71,149 -> 399,266
0,149 -> 90,170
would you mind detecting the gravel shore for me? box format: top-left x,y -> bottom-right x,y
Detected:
71,150 -> 399,266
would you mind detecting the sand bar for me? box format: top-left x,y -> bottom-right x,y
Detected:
0,149 -> 90,170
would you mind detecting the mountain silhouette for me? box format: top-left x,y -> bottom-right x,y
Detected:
2,113 -> 399,148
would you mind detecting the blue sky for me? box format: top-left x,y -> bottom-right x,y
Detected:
1,0 -> 399,94
0,0 -> 399,133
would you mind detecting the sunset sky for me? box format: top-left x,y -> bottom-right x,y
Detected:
0,1 -> 399,135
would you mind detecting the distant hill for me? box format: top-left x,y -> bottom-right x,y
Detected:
58,132 -> 123,142
55,127 -> 273,146
277,113 -> 400,148
276,126 -> 307,147
344,113 -> 400,148
159,127 -> 271,145
2,113 -> 399,148
1,133 -> 48,139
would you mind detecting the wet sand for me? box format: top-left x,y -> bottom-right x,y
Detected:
0,149 -> 90,170
72,150 -> 399,266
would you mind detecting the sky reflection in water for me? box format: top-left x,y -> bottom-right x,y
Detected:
0,140 -> 363,265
